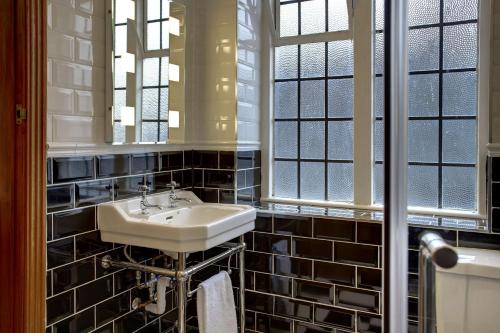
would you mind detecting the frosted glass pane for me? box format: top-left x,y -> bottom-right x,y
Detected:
374,121 -> 384,162
301,43 -> 325,78
408,27 -> 440,71
374,76 -> 384,118
408,0 -> 439,26
328,40 -> 353,76
300,162 -> 325,200
301,122 -> 325,159
443,24 -> 477,70
143,58 -> 160,86
444,0 -> 478,22
115,25 -> 127,56
113,122 -> 125,143
114,57 -> 126,88
142,122 -> 158,142
274,161 -> 298,198
275,45 -> 298,80
373,163 -> 384,204
147,0 -> 161,21
442,119 -> 477,164
275,81 -> 298,119
275,122 -> 298,159
443,72 -> 477,116
115,0 -> 129,24
375,0 -> 384,31
375,33 -> 384,75
301,0 -> 326,35
328,121 -> 353,160
408,120 -> 439,163
328,0 -> 349,32
442,167 -> 476,211
408,74 -> 439,117
408,165 -> 439,208
113,90 -> 125,120
328,78 -> 353,118
147,22 -> 161,50
160,57 -> 169,85
142,89 -> 159,119
159,122 -> 168,142
300,80 -> 325,118
160,88 -> 168,119
280,3 -> 298,37
328,163 -> 353,202
162,21 -> 169,49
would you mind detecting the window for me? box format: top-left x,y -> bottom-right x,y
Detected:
271,0 -> 486,214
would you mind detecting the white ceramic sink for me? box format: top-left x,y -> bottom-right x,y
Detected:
97,190 -> 256,252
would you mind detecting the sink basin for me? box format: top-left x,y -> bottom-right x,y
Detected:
97,190 -> 256,252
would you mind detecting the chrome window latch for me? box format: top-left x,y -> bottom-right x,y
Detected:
16,104 -> 27,125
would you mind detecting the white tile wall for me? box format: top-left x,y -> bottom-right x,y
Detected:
47,0 -> 106,144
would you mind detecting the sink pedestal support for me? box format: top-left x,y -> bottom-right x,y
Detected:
238,235 -> 246,333
177,252 -> 187,333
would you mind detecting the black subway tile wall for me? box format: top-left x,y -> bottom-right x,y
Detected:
490,157 -> 500,233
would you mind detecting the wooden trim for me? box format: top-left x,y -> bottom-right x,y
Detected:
0,0 -> 47,331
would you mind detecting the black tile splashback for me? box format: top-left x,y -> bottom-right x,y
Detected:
96,154 -> 130,177
131,153 -> 158,174
53,156 -> 94,183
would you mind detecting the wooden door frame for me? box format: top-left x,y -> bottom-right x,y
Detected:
0,0 -> 47,332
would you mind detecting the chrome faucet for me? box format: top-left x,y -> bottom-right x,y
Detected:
168,181 -> 192,208
139,185 -> 162,214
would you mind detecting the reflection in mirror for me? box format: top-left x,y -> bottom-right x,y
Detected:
110,0 -> 185,144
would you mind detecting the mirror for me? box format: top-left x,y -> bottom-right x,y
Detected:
109,0 -> 186,144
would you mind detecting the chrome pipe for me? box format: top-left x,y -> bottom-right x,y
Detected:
239,236 -> 246,333
418,232 -> 458,333
177,252 -> 187,333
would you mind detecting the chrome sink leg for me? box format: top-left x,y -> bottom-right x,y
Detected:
239,235 -> 246,333
177,252 -> 187,333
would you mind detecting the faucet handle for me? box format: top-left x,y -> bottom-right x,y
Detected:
169,181 -> 178,191
138,185 -> 150,193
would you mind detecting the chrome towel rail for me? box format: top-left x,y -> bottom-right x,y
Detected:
418,231 -> 458,333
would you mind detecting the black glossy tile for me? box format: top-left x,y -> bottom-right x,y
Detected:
96,154 -> 130,177
236,188 -> 253,204
334,242 -> 379,267
274,255 -> 313,279
255,213 -> 272,232
204,170 -> 235,189
245,311 -> 256,331
53,156 -> 94,183
294,280 -> 333,304
293,238 -> 332,260
114,269 -> 139,293
357,267 -> 382,291
152,172 -> 172,192
408,274 -> 419,298
96,247 -> 128,277
493,209 -> 500,233
183,150 -> 193,168
114,310 -> 146,333
136,320 -> 160,333
75,230 -> 113,259
274,296 -> 313,322
93,323 -> 113,333
130,246 -> 160,262
76,275 -> 113,311
237,170 -> 245,189
47,214 -> 53,241
172,169 -> 193,188
357,222 -> 382,245
114,176 -> 145,200
75,180 -> 113,207
408,250 -> 419,273
193,169 -> 203,187
246,291 -> 273,312
357,313 -> 382,333
458,231 -> 500,250
219,151 -> 235,169
408,297 -> 418,320
47,158 -> 53,184
314,261 -> 355,286
275,215 -> 312,237
96,293 -> 131,327
220,190 -> 235,204
408,227 -> 456,250
245,168 -> 261,187
245,251 -> 272,273
492,157 -> 500,182
160,151 -> 184,171
254,273 -> 292,296
237,151 -> 260,169
47,238 -> 74,269
193,150 -> 218,168
314,304 -> 355,330
53,207 -> 95,239
254,232 -> 291,255
46,290 -> 74,325
493,183 -> 500,207
52,307 -> 95,333
256,313 -> 292,333
193,188 -> 218,203
47,185 -> 74,212
314,218 -> 355,241
47,271 -> 52,297
335,286 -> 379,313
408,320 -> 419,333
295,322 -> 331,333
132,153 -> 158,174
53,259 -> 95,294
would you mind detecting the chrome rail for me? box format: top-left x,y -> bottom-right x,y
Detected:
418,232 -> 458,333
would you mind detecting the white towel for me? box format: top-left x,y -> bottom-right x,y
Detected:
196,271 -> 238,333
